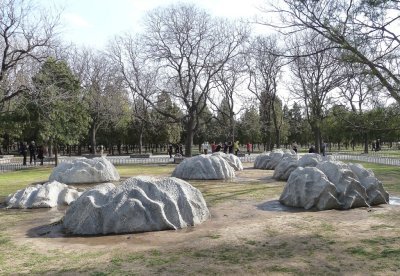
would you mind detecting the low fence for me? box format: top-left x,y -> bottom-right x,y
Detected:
0,154 -> 258,173
333,153 -> 400,166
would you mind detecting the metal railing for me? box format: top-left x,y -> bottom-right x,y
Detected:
333,152 -> 400,166
0,154 -> 258,173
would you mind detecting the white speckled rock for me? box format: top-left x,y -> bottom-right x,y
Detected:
211,152 -> 243,171
348,163 -> 389,205
63,176 -> 210,235
254,151 -> 271,169
298,153 -> 323,168
273,155 -> 300,180
49,157 -> 120,184
5,181 -> 81,209
254,149 -> 296,170
172,154 -> 235,180
316,161 -> 368,209
279,167 -> 341,210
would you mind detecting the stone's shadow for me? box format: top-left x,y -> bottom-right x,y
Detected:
256,200 -> 318,213
257,200 -> 307,212
27,221 -> 65,238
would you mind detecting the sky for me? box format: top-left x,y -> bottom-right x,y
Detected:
42,0 -> 268,49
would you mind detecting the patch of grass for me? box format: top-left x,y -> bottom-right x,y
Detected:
206,234 -> 221,239
346,161 -> 400,194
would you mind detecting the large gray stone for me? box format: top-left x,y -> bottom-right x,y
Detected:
211,152 -> 243,171
348,163 -> 389,205
63,176 -> 210,235
298,153 -> 323,168
172,154 -> 235,180
49,157 -> 120,184
254,149 -> 295,170
279,167 -> 341,210
279,160 -> 388,210
5,181 -> 81,209
273,155 -> 300,180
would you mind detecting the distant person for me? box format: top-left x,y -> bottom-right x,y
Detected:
179,144 -> 183,155
201,141 -> 209,154
234,141 -> 240,155
19,142 -> 27,165
308,145 -> 315,153
228,141 -> 233,154
211,142 -> 216,153
246,142 -> 252,155
376,139 -> 381,151
168,144 -> 173,158
29,141 -> 37,165
223,142 -> 228,154
321,141 -> 326,156
215,143 -> 222,152
292,142 -> 298,154
37,145 -> 44,165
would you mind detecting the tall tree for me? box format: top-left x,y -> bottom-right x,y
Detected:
246,36 -> 284,150
268,0 -> 400,104
0,0 -> 60,113
288,33 -> 345,152
73,48 -> 127,154
139,4 -> 249,156
29,57 -> 90,165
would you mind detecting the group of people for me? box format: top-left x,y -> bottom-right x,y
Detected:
292,141 -> 327,156
167,143 -> 183,158
19,141 -> 45,165
200,141 -> 253,156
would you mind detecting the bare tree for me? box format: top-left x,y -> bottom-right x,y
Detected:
71,48 -> 128,154
266,0 -> 400,104
0,0 -> 60,113
246,36 -> 284,150
140,4 -> 249,156
288,33 -> 346,152
209,56 -> 247,143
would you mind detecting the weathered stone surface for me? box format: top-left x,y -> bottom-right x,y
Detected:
348,163 -> 389,205
298,153 -> 323,168
172,154 -> 235,180
254,152 -> 271,169
49,157 -> 120,184
254,149 -> 296,170
273,155 -> 300,180
211,152 -> 243,171
5,181 -> 81,209
279,160 -> 388,210
63,176 -> 210,235
279,167 -> 341,210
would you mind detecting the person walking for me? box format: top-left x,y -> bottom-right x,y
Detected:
246,142 -> 252,155
37,145 -> 44,165
29,141 -> 37,165
234,141 -> 240,155
20,142 -> 28,165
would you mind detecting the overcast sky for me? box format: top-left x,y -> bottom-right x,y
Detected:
43,0 -> 267,48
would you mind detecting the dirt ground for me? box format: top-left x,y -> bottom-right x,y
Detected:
2,168 -> 400,275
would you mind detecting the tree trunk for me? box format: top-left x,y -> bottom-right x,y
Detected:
139,131 -> 143,154
90,124 -> 97,154
364,133 -> 369,154
54,143 -> 58,167
184,118 -> 195,157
